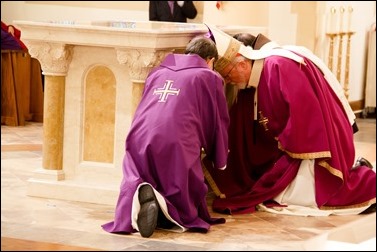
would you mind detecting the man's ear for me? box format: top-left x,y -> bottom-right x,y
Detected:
238,59 -> 252,73
238,59 -> 247,70
207,57 -> 215,70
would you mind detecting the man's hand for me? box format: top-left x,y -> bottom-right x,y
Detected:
7,25 -> 15,37
177,1 -> 185,7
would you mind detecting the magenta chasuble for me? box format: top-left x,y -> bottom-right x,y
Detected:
207,54 -> 376,214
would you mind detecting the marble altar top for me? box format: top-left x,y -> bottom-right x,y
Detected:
14,20 -> 267,50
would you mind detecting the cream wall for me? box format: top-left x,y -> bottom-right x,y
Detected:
203,1 -> 269,26
1,1 -> 150,23
1,1 -> 376,104
25,1 -> 149,10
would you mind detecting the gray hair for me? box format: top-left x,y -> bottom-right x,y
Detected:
185,36 -> 218,61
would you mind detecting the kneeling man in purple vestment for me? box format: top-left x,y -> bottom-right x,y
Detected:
203,25 -> 376,216
102,36 -> 230,238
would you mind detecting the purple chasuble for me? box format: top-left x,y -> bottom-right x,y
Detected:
207,53 -> 376,214
102,54 -> 229,233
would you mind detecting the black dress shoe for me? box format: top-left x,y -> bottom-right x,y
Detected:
137,184 -> 159,238
352,157 -> 374,170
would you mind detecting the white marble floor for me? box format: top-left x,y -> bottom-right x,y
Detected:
1,118 -> 376,251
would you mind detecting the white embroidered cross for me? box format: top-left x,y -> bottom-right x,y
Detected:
153,80 -> 180,102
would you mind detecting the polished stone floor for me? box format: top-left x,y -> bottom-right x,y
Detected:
1,118 -> 376,251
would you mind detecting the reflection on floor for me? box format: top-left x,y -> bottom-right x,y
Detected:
1,118 -> 376,251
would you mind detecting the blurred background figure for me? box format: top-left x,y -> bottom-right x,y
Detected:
149,1 -> 197,23
1,21 -> 27,50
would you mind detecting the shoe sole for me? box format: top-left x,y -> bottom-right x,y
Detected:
137,185 -> 159,238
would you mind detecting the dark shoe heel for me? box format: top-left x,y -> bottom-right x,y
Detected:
137,184 -> 159,238
353,157 -> 374,170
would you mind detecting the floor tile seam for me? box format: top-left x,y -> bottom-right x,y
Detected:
1,144 -> 43,152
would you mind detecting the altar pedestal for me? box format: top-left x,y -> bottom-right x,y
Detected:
14,20 -> 267,205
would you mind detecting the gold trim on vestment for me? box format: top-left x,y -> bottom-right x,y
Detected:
278,141 -> 332,160
214,38 -> 241,73
318,160 -> 343,180
320,198 -> 376,210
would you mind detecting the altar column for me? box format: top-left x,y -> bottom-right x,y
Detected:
116,48 -> 172,117
27,42 -> 73,180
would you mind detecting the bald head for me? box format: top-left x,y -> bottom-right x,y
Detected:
233,33 -> 257,48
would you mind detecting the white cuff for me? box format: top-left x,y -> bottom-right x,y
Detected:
177,1 -> 185,7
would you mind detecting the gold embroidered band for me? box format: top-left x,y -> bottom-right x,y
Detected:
214,38 -> 241,72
